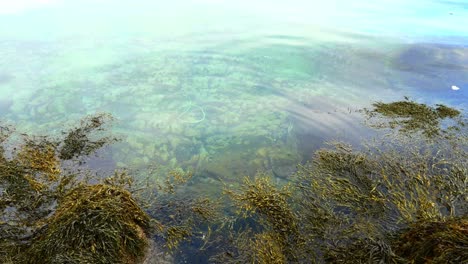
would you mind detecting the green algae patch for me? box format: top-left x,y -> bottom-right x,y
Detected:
367,99 -> 462,137
26,184 -> 150,264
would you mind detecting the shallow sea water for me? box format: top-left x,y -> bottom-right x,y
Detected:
0,0 -> 467,190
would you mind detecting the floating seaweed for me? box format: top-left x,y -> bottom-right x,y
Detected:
223,174 -> 309,263
394,217 -> 468,263
365,98 -> 464,138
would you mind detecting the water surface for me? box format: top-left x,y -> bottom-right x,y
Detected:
0,0 -> 467,185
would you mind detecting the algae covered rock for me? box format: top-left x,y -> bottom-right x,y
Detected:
25,184 -> 151,264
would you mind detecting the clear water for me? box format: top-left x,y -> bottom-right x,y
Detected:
1,0 -> 467,187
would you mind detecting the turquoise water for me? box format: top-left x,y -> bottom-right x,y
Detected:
1,0 -> 467,186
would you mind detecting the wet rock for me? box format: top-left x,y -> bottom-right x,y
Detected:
255,146 -> 301,179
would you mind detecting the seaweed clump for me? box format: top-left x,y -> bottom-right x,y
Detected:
26,184 -> 150,264
293,135 -> 467,263
395,217 -> 468,263
2,101 -> 466,263
222,175 -> 307,263
252,232 -> 287,264
1,138 -> 70,262
0,114 -> 151,264
366,98 -> 463,137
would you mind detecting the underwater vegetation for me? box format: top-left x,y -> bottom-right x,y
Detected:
294,138 -> 467,263
0,100 -> 466,263
395,217 -> 467,263
206,100 -> 467,263
222,175 -> 308,263
59,112 -> 118,160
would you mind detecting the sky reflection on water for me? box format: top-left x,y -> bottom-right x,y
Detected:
0,0 -> 467,182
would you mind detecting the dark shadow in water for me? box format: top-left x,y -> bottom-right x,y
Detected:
284,96 -> 374,161
390,43 -> 468,100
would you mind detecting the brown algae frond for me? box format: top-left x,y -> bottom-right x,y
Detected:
252,232 -> 287,264
434,104 -> 461,118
